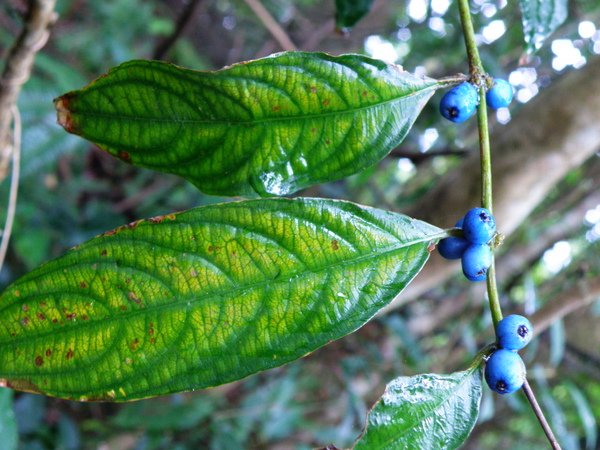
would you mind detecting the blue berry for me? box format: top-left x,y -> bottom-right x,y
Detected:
462,207 -> 496,244
486,78 -> 513,110
438,236 -> 468,259
438,217 -> 468,259
497,314 -> 533,351
485,349 -> 526,394
440,82 -> 479,123
461,244 -> 492,281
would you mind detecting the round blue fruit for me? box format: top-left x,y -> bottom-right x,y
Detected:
440,82 -> 479,123
497,314 -> 533,351
486,78 -> 513,110
461,244 -> 492,281
462,207 -> 496,244
485,349 -> 526,394
438,236 -> 468,260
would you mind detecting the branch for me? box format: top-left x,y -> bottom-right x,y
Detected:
522,380 -> 562,450
0,106 -> 21,273
0,0 -> 57,181
242,0 -> 297,51
153,0 -> 204,60
530,275 -> 600,337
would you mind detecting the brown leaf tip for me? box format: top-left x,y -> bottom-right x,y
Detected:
54,95 -> 77,134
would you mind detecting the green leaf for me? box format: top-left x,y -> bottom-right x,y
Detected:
0,198 -> 442,401
354,367 -> 482,450
54,52 -> 441,197
335,0 -> 374,30
519,0 -> 568,52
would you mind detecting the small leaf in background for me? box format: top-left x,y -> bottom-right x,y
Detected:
0,198 -> 442,401
565,382 -> 597,450
335,0 -> 374,31
519,0 -> 568,52
353,367 -> 482,450
0,389 -> 17,450
54,52 -> 441,197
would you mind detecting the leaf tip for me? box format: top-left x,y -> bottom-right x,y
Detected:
53,94 -> 77,134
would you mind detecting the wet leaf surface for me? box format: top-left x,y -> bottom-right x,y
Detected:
354,367 -> 482,450
0,198 -> 442,401
55,52 -> 440,197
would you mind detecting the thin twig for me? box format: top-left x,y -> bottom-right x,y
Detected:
0,0 -> 57,181
153,0 -> 204,60
242,0 -> 297,51
522,380 -> 562,450
0,106 -> 21,274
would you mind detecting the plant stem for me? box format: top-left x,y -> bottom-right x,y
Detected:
522,380 -> 562,450
457,1 -> 561,448
457,0 -> 483,76
457,0 -> 502,326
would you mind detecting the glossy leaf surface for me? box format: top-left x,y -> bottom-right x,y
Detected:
335,0 -> 374,30
55,52 -> 440,197
519,0 -> 568,52
354,368 -> 482,450
0,198 -> 442,401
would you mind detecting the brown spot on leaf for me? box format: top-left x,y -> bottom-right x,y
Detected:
128,292 -> 141,305
310,86 -> 317,93
22,304 -> 29,312
208,245 -> 221,253
45,349 -> 52,357
37,312 -> 46,321
82,314 -> 89,321
331,240 -> 339,251
190,269 -> 198,277
66,312 -> 77,321
322,99 -> 330,107
79,281 -> 87,289
14,290 -> 20,297
118,151 -> 131,162
130,338 -> 140,351
52,318 -> 58,324
325,139 -> 331,145
20,317 -> 30,327
100,249 -> 108,256
150,337 -> 156,344
362,90 -> 368,97
120,305 -> 127,311
34,356 -> 43,367
66,349 -> 74,360
272,105 -> 280,112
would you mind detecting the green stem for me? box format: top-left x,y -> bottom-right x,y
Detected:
457,0 -> 502,326
457,0 -> 483,76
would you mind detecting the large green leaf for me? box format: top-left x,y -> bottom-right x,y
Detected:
0,198 -> 443,401
335,0 -> 374,30
54,52 -> 441,197
519,0 -> 568,52
354,367 -> 482,450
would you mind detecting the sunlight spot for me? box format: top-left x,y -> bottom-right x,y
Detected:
481,20 -> 506,44
407,0 -> 428,23
578,21 -> 596,39
419,128 -> 439,152
542,241 -> 572,274
365,36 -> 399,64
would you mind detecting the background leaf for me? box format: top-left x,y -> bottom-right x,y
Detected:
353,367 -> 482,450
519,0 -> 568,52
55,52 -> 441,197
0,198 -> 442,401
0,389 -> 17,450
335,0 -> 374,30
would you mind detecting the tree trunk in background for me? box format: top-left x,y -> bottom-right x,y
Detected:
389,57 -> 600,308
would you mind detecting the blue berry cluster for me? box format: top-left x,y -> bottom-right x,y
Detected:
440,78 -> 513,123
438,207 -> 496,282
485,315 -> 533,394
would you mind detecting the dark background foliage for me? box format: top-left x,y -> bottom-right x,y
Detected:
1,0 -> 600,448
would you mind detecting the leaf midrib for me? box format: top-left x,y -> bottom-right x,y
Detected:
0,231 -> 443,348
69,83 -> 438,129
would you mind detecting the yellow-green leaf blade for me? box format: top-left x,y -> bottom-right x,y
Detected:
0,198 -> 442,401
55,52 -> 440,197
